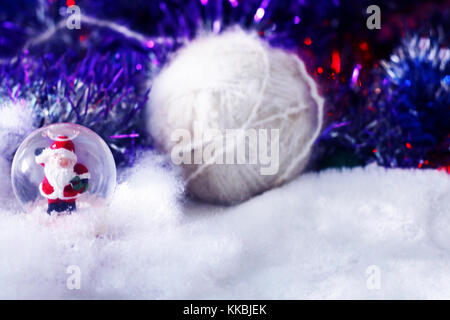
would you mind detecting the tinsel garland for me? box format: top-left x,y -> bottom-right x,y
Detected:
376,36 -> 449,169
318,34 -> 450,171
0,48 -> 151,166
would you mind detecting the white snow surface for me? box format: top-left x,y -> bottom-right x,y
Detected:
0,151 -> 449,299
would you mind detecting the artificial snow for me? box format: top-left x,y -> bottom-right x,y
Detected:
0,101 -> 34,212
0,100 -> 34,159
0,152 -> 449,299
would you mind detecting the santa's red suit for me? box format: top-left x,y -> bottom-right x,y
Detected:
35,136 -> 90,213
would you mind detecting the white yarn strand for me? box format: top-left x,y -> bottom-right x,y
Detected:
275,57 -> 324,185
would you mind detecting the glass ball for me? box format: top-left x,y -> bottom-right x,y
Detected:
11,123 -> 117,214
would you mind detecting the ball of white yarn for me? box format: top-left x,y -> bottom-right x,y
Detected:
147,28 -> 323,205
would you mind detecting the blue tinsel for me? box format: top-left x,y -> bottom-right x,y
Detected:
376,36 -> 450,168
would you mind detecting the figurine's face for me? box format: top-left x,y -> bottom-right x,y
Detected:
49,153 -> 74,169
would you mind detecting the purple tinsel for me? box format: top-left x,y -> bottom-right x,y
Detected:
0,46 -> 151,166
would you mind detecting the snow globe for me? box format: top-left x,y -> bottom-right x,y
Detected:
11,123 -> 116,214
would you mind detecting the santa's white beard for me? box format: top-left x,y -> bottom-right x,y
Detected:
44,163 -> 76,193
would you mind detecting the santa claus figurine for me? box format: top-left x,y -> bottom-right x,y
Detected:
35,135 -> 90,214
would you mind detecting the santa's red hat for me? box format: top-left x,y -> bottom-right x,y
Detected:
35,135 -> 78,164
